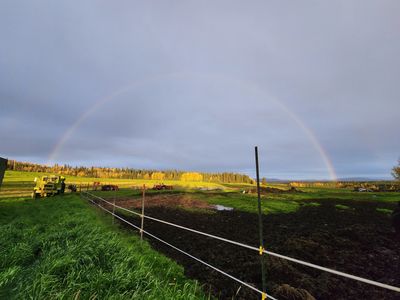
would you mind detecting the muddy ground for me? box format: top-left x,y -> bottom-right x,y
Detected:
113,194 -> 212,210
109,196 -> 399,299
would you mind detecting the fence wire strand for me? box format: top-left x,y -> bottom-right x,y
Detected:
82,193 -> 277,300
82,191 -> 400,294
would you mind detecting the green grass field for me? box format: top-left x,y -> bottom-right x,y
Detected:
0,171 -> 227,199
0,193 -> 208,299
90,185 -> 400,216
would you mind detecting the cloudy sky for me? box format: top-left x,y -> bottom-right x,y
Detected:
1,1 -> 399,180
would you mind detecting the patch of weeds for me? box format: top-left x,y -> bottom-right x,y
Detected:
335,204 -> 352,210
302,202 -> 320,207
376,208 -> 393,214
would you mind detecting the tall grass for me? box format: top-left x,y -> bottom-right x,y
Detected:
0,194 -> 208,299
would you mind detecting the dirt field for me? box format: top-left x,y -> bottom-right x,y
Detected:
113,194 -> 212,210
111,196 -> 399,300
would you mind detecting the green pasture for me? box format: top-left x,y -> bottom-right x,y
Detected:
0,171 -> 226,199
90,186 -> 400,217
2,171 -> 399,213
0,194 -> 207,299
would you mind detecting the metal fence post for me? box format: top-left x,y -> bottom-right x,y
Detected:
140,184 -> 146,240
255,146 -> 267,298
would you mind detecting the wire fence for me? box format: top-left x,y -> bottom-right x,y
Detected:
81,191 -> 400,299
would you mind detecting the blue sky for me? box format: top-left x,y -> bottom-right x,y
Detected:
1,1 -> 399,180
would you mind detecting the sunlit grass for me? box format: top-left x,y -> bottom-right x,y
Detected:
376,207 -> 393,214
335,204 -> 352,210
89,185 -> 400,216
0,194 -> 208,299
1,170 -> 226,199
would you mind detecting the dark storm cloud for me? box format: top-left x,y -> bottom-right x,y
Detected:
1,1 -> 399,179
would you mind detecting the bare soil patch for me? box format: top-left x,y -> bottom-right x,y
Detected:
110,194 -> 212,210
111,198 -> 399,300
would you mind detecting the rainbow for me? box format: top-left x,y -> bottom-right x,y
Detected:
48,72 -> 337,181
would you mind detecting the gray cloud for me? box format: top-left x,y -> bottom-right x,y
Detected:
1,1 -> 399,179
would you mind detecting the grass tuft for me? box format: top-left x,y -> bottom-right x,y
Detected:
335,204 -> 352,210
376,208 -> 393,214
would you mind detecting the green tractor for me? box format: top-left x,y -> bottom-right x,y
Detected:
32,175 -> 66,199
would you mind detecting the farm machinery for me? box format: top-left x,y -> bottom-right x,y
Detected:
152,184 -> 173,190
32,175 -> 66,198
91,182 -> 119,191
101,184 -> 119,191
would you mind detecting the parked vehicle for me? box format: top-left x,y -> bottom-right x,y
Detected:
32,175 -> 66,198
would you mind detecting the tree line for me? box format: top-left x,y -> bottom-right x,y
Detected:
6,160 -> 254,184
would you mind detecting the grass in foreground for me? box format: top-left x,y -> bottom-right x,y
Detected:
0,194 -> 207,299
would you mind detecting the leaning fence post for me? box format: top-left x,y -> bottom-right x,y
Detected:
255,146 -> 267,299
140,184 -> 146,240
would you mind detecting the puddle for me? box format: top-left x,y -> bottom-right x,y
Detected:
213,204 -> 234,211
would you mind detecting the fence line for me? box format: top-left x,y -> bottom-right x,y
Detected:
82,193 -> 275,300
82,191 -> 400,294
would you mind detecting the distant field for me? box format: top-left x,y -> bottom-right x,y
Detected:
3,170 -> 399,205
0,170 -> 227,199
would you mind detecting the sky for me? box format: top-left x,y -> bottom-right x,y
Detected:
0,1 -> 399,180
